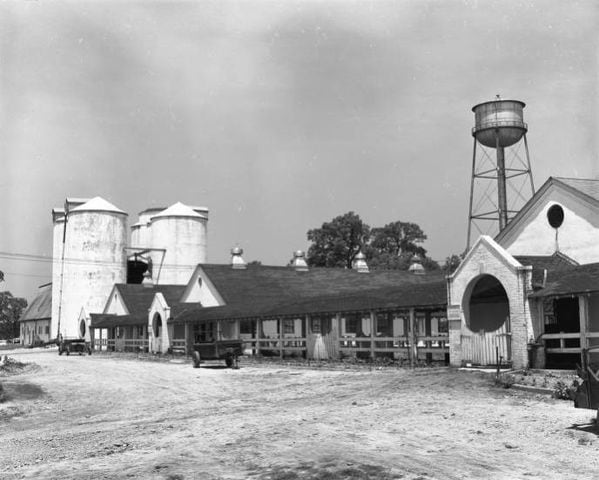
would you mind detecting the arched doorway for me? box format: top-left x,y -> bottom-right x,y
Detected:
461,274 -> 512,366
152,312 -> 163,353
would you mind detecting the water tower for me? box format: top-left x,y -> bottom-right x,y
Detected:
467,96 -> 535,249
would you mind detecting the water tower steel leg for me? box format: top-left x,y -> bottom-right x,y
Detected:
466,138 -> 478,250
523,134 -> 535,194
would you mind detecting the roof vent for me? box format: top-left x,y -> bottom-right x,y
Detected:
408,254 -> 425,275
352,251 -> 369,273
142,270 -> 154,288
290,250 -> 309,271
231,246 -> 247,270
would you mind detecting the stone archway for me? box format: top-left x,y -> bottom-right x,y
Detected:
152,312 -> 163,353
461,274 -> 512,365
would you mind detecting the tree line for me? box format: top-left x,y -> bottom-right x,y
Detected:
305,211 -> 462,273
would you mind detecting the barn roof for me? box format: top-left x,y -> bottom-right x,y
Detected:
19,283 -> 52,322
173,264 -> 446,323
529,262 -> 599,298
114,284 -> 185,315
90,284 -> 186,328
554,177 -> 599,203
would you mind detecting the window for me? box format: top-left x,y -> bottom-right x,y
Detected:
311,317 -> 321,334
240,320 -> 253,335
547,204 -> 564,229
283,319 -> 295,335
344,313 -> 359,335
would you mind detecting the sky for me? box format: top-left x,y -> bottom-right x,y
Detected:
1,0 -> 598,301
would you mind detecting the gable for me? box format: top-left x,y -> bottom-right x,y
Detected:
103,286 -> 129,315
451,236 -> 522,280
180,266 -> 225,307
497,179 -> 599,264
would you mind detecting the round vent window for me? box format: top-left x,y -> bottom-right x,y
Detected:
547,204 -> 564,229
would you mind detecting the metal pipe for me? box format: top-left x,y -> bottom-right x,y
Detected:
496,135 -> 508,230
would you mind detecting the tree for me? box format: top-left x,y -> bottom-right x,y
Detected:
443,253 -> 464,275
307,212 -> 370,268
0,292 -> 27,341
370,221 -> 427,257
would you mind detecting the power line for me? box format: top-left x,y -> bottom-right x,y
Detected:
0,250 -> 202,269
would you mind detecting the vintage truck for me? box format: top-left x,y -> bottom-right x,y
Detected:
58,338 -> 92,356
191,339 -> 244,369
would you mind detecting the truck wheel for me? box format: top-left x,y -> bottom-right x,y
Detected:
225,357 -> 234,368
192,351 -> 201,368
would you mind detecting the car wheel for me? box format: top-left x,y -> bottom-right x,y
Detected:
192,351 -> 201,368
225,357 -> 234,368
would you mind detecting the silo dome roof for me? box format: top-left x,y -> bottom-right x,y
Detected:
69,196 -> 126,215
151,201 -> 205,219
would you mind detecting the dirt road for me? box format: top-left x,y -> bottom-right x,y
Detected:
1,349 -> 598,480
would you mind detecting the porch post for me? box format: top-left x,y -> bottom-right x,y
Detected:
409,308 -> 417,367
256,318 -> 262,356
370,311 -> 376,360
425,311 -> 432,364
89,327 -> 95,350
579,295 -> 590,358
279,318 -> 283,359
306,314 -> 312,360
184,322 -> 191,356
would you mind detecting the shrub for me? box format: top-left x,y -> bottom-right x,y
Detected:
553,380 -> 578,400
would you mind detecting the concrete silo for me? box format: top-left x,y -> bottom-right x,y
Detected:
148,202 -> 208,285
130,207 -> 166,247
54,197 -> 128,339
50,208 -> 66,340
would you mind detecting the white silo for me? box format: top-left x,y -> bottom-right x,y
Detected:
131,207 -> 166,247
56,197 -> 128,339
148,202 -> 208,284
50,208 -> 66,340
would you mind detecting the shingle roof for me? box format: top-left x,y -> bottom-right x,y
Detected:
90,284 -> 187,328
173,264 -> 446,323
19,284 -> 52,322
114,284 -> 186,316
90,313 -> 147,328
554,177 -> 599,203
514,253 -> 578,271
529,262 -> 599,298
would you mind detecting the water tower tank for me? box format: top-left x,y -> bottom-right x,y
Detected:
58,197 -> 128,338
472,99 -> 527,148
148,202 -> 208,285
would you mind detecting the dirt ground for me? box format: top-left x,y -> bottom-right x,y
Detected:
1,349 -> 599,480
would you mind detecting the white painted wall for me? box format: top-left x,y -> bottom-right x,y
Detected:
57,209 -> 128,339
499,188 -> 599,264
150,215 -> 207,285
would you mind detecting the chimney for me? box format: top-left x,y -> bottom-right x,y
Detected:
408,254 -> 425,275
231,246 -> 247,270
290,250 -> 309,272
352,251 -> 369,273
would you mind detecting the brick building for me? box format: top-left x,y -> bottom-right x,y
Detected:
448,177 -> 599,369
